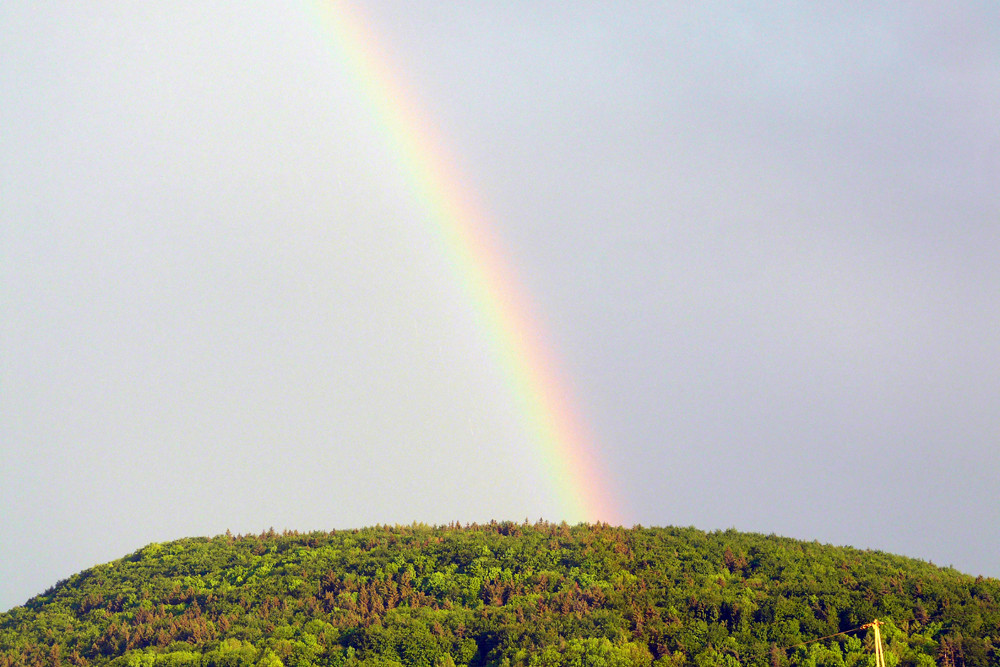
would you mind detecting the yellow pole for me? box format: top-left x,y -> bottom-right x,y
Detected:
872,619 -> 885,667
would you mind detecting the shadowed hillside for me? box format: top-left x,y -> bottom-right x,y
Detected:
1,522 -> 997,666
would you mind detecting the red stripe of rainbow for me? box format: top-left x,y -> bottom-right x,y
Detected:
311,1 -> 621,524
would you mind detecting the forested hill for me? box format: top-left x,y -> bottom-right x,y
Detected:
1,523 -> 997,667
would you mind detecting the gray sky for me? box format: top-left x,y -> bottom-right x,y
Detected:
2,2 -> 998,611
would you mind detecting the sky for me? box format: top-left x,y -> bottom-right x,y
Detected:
2,2 -> 998,612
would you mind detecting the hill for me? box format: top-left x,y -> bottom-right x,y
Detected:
1,522 -> 997,666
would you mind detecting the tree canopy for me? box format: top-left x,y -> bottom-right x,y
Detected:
1,522 -> 996,666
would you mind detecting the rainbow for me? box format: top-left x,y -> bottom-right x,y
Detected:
310,1 -> 622,524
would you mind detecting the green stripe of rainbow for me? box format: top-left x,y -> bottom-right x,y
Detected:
311,1 -> 621,524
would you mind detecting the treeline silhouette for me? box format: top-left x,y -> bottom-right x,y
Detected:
1,522 -> 996,666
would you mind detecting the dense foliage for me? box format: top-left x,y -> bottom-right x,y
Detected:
1,523 -> 997,667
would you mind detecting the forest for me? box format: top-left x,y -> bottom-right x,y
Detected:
1,522 -> 997,667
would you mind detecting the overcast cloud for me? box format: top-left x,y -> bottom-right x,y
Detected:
2,2 -> 998,612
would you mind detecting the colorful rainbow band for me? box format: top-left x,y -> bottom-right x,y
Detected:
311,1 -> 621,524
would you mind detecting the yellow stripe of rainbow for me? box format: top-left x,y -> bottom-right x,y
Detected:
311,1 -> 621,524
